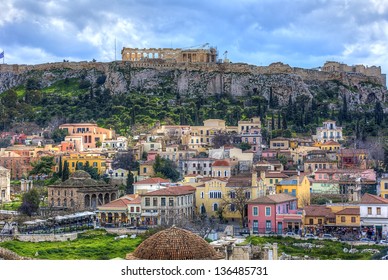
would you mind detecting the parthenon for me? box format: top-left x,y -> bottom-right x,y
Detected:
121,47 -> 218,63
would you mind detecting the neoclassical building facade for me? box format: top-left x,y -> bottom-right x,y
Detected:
47,170 -> 118,211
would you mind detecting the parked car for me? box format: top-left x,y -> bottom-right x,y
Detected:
304,233 -> 318,239
284,232 -> 297,237
379,240 -> 388,245
322,234 -> 337,240
358,238 -> 374,244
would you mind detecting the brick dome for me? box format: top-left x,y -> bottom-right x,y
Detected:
126,226 -> 224,260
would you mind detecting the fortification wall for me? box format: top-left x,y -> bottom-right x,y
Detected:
0,60 -> 384,86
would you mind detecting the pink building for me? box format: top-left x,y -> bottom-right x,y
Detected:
247,193 -> 302,234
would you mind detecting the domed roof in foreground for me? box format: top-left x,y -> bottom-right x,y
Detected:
126,226 -> 224,260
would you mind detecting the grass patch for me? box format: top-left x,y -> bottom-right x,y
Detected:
247,236 -> 383,260
0,229 -> 143,260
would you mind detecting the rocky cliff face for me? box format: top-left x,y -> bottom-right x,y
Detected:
0,61 -> 386,109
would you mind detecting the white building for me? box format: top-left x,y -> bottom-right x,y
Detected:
133,177 -> 171,194
0,166 -> 11,203
360,193 -> 388,240
102,136 -> 128,151
314,120 -> 343,143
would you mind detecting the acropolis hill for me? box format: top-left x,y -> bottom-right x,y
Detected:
0,48 -> 386,108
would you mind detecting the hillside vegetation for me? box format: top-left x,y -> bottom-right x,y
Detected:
0,63 -> 387,141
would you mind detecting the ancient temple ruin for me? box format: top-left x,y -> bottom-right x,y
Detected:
121,46 -> 218,63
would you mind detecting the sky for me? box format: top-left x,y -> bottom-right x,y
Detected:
1,0 -> 388,73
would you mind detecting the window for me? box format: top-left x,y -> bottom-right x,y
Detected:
309,218 -> 313,225
213,203 -> 218,211
385,183 -> 388,189
266,220 -> 272,231
265,207 -> 271,216
253,207 -> 258,216
153,198 -> 158,206
367,207 -> 372,215
341,216 -> 345,223
230,204 -> 236,211
161,197 -> 166,206
230,192 -> 236,199
130,207 -> 134,212
200,192 -> 204,199
209,191 -> 222,199
377,207 -> 381,215
145,198 -> 150,206
245,191 -> 251,199
270,179 -> 273,184
169,198 -> 174,206
318,219 -> 322,224
136,207 -> 140,212
351,217 -> 356,223
93,162 -> 97,167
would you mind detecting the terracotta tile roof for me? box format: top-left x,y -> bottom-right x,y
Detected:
361,193 -> 388,204
142,185 -> 196,196
321,140 -> 340,146
304,205 -> 335,218
248,193 -> 297,204
134,177 -> 170,185
126,226 -> 224,260
264,171 -> 289,178
128,197 -> 141,204
212,160 -> 230,167
226,176 -> 252,187
97,197 -> 133,209
335,208 -> 360,215
199,177 -> 228,183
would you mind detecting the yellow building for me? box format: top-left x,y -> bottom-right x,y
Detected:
260,171 -> 289,195
320,140 -> 341,151
304,205 -> 336,229
196,175 -> 256,222
139,161 -> 155,179
380,175 -> 388,199
196,177 -> 229,217
59,153 -> 107,175
276,175 -> 311,208
333,207 -> 360,227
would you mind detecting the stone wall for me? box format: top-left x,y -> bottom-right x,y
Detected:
16,233 -> 77,242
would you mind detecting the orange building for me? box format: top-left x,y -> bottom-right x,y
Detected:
59,123 -> 115,150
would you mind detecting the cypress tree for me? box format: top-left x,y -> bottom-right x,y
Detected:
62,160 -> 70,181
277,111 -> 281,129
271,113 -> 275,131
282,113 -> 288,129
342,95 -> 348,121
126,171 -> 134,194
57,156 -> 62,178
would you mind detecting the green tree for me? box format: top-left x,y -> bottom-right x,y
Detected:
62,160 -> 70,181
126,171 -> 134,194
29,156 -> 55,176
51,128 -> 68,143
19,189 -> 40,216
239,142 -> 252,151
78,161 -> 100,180
57,156 -> 62,178
374,101 -> 384,125
153,155 -> 180,182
